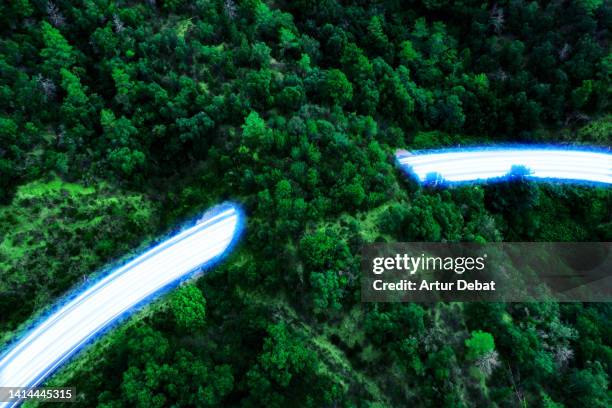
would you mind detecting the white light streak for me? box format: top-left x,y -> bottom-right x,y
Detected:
0,204 -> 243,407
396,147 -> 611,185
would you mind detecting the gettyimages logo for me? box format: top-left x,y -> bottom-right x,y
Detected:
372,253 -> 487,275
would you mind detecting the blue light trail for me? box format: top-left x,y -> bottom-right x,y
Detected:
396,146 -> 611,186
0,203 -> 243,407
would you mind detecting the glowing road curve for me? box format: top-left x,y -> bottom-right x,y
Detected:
0,204 -> 243,407
396,146 -> 611,185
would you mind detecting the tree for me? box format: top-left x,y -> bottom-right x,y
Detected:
399,40 -> 420,65
340,43 -> 374,82
299,228 -> 350,272
485,171 -> 541,239
277,85 -> 305,112
40,21 -> 76,77
170,284 -> 207,332
0,117 -> 21,202
465,330 -> 495,360
576,0 -> 603,15
243,68 -> 273,108
365,304 -> 426,347
571,80 -> 593,109
59,68 -> 97,147
176,112 -> 214,145
428,346 -> 457,382
245,323 -> 317,407
540,393 -> 565,408
310,270 -> 342,314
107,147 -> 144,176
279,27 -> 299,55
100,109 -> 138,147
323,69 -> 353,107
566,362 -> 609,407
367,16 -> 391,57
90,26 -> 119,57
242,111 -> 273,150
112,66 -> 134,110
162,0 -> 186,12
434,94 -> 465,131
0,0 -> 33,23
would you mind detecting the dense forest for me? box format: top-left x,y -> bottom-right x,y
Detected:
0,0 -> 610,407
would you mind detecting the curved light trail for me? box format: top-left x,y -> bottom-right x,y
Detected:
396,146 -> 611,186
0,203 -> 243,407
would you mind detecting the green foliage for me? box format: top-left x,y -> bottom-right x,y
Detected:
242,111 -> 273,149
572,80 -> 594,109
323,69 -> 353,107
465,330 -> 495,360
111,66 -> 134,109
576,115 -> 611,144
310,271 -> 342,314
101,109 -> 137,146
367,16 -> 391,57
170,284 -> 207,332
540,392 -> 565,408
245,322 -> 329,407
0,0 -> 33,21
576,0 -> 604,14
98,324 -> 234,407
566,362 -> 609,407
162,0 -> 187,12
108,147 -> 145,176
256,323 -> 314,387
60,69 -> 95,132
0,117 -> 20,202
40,22 -> 76,77
0,179 -> 158,336
300,228 -> 350,272
399,40 -> 420,64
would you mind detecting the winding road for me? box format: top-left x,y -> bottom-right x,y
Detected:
0,204 -> 243,407
396,146 -> 611,185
